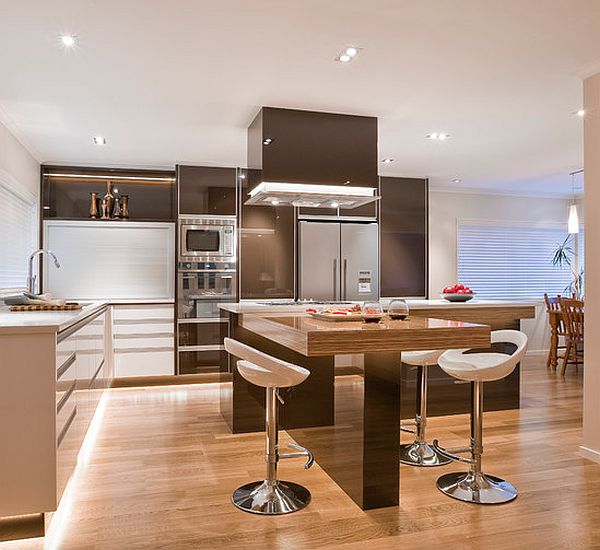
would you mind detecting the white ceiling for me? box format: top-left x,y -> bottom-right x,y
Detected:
1,0 -> 599,196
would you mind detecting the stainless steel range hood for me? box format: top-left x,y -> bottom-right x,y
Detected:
245,181 -> 380,209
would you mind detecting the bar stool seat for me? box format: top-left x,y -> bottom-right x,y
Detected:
400,350 -> 451,467
224,338 -> 314,515
433,330 -> 528,505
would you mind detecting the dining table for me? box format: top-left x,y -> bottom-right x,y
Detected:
221,311 -> 491,510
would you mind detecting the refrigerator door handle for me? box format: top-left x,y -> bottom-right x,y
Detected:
343,258 -> 348,300
333,258 -> 338,300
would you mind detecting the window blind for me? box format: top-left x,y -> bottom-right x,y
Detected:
457,221 -> 574,299
0,181 -> 36,291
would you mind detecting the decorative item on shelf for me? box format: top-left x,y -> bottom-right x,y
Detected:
112,187 -> 121,218
100,181 -> 115,219
119,194 -> 130,219
388,299 -> 409,320
88,192 -> 99,218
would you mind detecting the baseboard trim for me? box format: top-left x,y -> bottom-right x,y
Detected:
526,349 -> 548,357
0,513 -> 45,542
580,446 -> 600,463
112,373 -> 229,388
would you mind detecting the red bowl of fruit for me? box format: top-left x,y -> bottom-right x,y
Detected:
440,284 -> 475,302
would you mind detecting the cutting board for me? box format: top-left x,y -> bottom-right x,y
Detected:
9,303 -> 82,312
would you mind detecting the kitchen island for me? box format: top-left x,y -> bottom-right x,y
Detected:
0,301 -> 112,541
220,299 -> 536,428
222,309 -> 490,509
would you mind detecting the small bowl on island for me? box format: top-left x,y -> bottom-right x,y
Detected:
440,284 -> 475,303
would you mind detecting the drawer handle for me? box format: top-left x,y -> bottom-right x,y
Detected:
90,359 -> 105,387
57,352 -> 76,381
57,380 -> 76,414
57,407 -> 77,448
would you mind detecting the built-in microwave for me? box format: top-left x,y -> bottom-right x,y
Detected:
179,216 -> 237,261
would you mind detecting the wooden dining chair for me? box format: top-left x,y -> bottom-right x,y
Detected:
544,294 -> 567,370
558,297 -> 584,375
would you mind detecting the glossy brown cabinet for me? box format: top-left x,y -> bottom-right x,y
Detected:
239,170 -> 295,299
380,177 -> 428,297
177,165 -> 237,216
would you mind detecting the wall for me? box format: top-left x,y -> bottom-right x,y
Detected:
582,72 -> 600,462
0,120 -> 39,201
429,190 -> 572,353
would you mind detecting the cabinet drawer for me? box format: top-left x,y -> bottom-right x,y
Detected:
113,305 -> 174,321
178,321 -> 224,347
56,406 -> 79,501
115,350 -> 174,378
178,349 -> 223,374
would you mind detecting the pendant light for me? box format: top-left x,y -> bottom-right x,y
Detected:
568,170 -> 581,234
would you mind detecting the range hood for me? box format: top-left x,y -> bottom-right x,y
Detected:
246,107 -> 379,209
245,181 -> 380,209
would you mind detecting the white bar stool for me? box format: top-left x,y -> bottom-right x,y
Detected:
432,330 -> 528,504
224,338 -> 314,515
400,350 -> 451,467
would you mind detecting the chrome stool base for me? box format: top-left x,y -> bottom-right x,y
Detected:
232,479 -> 311,515
400,441 -> 452,467
436,471 -> 518,505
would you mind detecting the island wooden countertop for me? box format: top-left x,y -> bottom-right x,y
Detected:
238,312 -> 491,356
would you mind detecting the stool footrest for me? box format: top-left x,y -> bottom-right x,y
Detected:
400,427 -> 417,434
279,443 -> 314,469
432,439 -> 475,465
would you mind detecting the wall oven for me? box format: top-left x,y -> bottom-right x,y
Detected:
177,216 -> 237,376
179,215 -> 236,262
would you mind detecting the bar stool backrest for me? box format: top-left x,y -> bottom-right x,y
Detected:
490,330 -> 529,371
224,338 -> 310,388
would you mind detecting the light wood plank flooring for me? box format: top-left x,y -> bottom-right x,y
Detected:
3,357 -> 599,550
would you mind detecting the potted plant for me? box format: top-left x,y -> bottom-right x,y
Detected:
551,235 -> 584,299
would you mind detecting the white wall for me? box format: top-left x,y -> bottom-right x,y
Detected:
429,190 -> 572,353
0,119 -> 39,201
582,72 -> 600,463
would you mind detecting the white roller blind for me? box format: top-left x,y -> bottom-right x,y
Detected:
0,181 -> 36,291
457,220 -> 574,299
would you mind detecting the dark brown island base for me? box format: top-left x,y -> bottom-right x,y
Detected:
219,300 -> 535,510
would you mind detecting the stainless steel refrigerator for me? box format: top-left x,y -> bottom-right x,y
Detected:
298,221 -> 379,301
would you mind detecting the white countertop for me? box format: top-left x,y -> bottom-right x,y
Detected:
0,301 -> 109,335
219,299 -> 539,314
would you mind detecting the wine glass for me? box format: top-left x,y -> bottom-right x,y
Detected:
362,302 -> 383,323
388,299 -> 410,320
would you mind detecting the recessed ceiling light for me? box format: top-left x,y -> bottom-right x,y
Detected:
381,158 -> 394,164
263,138 -> 273,145
336,46 -> 361,63
452,178 -> 462,184
576,109 -> 586,117
93,136 -> 106,145
427,132 -> 450,140
330,201 -> 340,208
60,34 -> 77,47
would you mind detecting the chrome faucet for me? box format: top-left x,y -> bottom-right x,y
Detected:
27,249 -> 60,294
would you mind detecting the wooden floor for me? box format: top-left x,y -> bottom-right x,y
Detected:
4,356 -> 600,550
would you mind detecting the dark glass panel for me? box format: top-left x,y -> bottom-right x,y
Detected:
380,177 -> 428,297
177,165 -> 236,216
